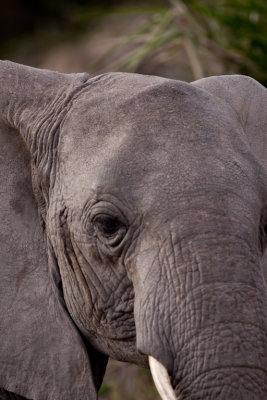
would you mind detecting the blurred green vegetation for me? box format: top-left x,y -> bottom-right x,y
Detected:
101,0 -> 267,84
99,361 -> 161,400
1,0 -> 266,83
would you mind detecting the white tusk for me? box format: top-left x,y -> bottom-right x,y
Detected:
149,356 -> 177,400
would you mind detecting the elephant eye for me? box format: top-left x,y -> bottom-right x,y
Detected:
94,216 -> 124,236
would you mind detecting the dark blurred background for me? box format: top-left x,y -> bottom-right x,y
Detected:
1,1 -> 266,399
1,0 -> 266,84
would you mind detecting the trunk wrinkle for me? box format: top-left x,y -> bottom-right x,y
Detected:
173,365 -> 267,395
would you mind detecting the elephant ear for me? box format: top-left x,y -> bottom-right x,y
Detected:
192,74 -> 267,170
0,61 -> 106,400
192,75 -> 267,280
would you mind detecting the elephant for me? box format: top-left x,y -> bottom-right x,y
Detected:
0,60 -> 267,400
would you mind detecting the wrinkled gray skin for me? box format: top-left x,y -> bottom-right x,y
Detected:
0,61 -> 267,400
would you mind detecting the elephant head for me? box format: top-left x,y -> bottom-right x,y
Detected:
0,60 -> 267,400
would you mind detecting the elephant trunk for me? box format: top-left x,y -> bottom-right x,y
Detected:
134,231 -> 267,399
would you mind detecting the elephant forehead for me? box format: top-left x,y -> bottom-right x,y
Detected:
67,72 -> 218,133
60,73 -> 228,162
58,72 -> 244,206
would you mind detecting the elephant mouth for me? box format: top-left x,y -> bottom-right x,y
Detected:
149,356 -> 177,400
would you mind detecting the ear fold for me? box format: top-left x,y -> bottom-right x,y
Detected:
0,61 -> 106,399
192,75 -> 267,287
191,74 -> 267,170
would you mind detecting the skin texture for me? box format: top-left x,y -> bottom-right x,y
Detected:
0,60 -> 267,399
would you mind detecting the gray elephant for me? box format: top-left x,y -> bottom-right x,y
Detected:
0,60 -> 267,400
